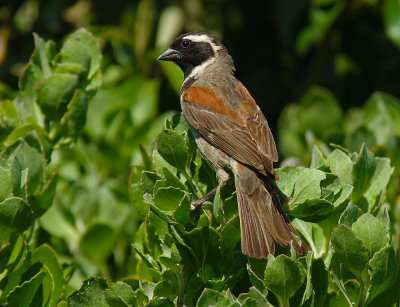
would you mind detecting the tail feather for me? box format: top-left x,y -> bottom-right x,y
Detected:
234,164 -> 308,259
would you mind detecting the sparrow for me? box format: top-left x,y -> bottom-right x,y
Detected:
158,32 -> 308,258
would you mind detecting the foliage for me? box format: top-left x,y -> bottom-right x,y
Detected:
1,0 -> 400,306
63,111 -> 398,306
0,29 -> 102,305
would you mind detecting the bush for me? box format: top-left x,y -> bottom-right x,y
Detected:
0,28 -> 399,307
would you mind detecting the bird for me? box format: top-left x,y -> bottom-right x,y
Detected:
158,32 -> 308,259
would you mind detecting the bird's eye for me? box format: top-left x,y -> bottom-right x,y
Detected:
181,40 -> 190,48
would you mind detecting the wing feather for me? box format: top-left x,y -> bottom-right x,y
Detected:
182,84 -> 277,176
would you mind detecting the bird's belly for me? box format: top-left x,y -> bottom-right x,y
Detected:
194,134 -> 231,171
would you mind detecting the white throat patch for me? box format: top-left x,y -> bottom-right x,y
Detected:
184,56 -> 217,84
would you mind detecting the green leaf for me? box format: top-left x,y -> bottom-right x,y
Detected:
364,157 -> 393,212
29,173 -> 58,217
276,166 -> 326,204
289,198 -> 333,222
79,224 -> 115,260
145,297 -> 175,307
5,123 -> 52,157
6,269 -> 47,307
213,185 -> 223,222
326,149 -> 353,185
238,287 -> 272,306
36,73 -> 79,121
311,258 -> 328,307
60,89 -> 89,138
186,227 -> 221,280
60,28 -> 102,79
6,234 -> 25,272
220,216 -> 240,255
153,187 -> 184,212
264,255 -> 305,303
197,288 -> 236,307
339,202 -> 363,227
140,171 -> 161,195
162,167 -> 186,191
12,141 -> 45,195
173,194 -> 190,224
31,244 -> 64,307
352,213 -> 390,258
336,279 -> 360,307
383,0 -> 400,49
152,149 -> 177,175
33,33 -> 52,77
0,197 -> 32,239
0,164 -> 12,202
165,112 -> 190,134
365,92 -> 400,141
156,129 -> 189,172
104,282 -> 137,307
330,225 -> 369,277
153,270 -> 179,300
352,144 -> 375,204
310,145 -> 325,168
68,277 -> 109,307
367,246 -> 399,303
292,219 -> 326,258
247,264 -> 267,295
332,183 -> 353,208
148,211 -> 169,239
344,126 -> 376,153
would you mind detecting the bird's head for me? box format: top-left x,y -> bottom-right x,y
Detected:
158,32 -> 233,79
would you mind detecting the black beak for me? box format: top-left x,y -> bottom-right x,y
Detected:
157,48 -> 181,61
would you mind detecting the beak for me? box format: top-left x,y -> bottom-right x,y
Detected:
157,48 -> 181,61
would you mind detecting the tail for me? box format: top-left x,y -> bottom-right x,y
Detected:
234,164 -> 308,259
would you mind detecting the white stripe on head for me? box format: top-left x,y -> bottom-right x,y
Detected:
183,33 -> 223,53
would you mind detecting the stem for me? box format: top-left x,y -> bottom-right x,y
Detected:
177,265 -> 190,307
357,268 -> 369,307
277,296 -> 290,307
183,166 -> 202,198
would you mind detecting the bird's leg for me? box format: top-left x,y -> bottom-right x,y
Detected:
192,168 -> 230,213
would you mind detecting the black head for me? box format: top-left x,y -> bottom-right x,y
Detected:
158,32 -> 224,78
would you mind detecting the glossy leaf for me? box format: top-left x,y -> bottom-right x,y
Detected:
331,225 -> 369,277
31,244 -> 64,307
264,255 -> 305,303
36,73 -> 79,121
5,269 -> 47,307
60,28 -> 101,79
352,145 -> 375,204
197,288 -> 236,307
289,198 -> 333,222
352,213 -> 389,257
156,129 -> 188,172
153,186 -> 184,212
311,258 -> 328,307
68,277 -> 109,307
276,166 -> 326,204
367,246 -> 399,303
104,282 -> 137,307
0,197 -> 32,238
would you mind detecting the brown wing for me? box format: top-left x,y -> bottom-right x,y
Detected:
182,84 -> 278,177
